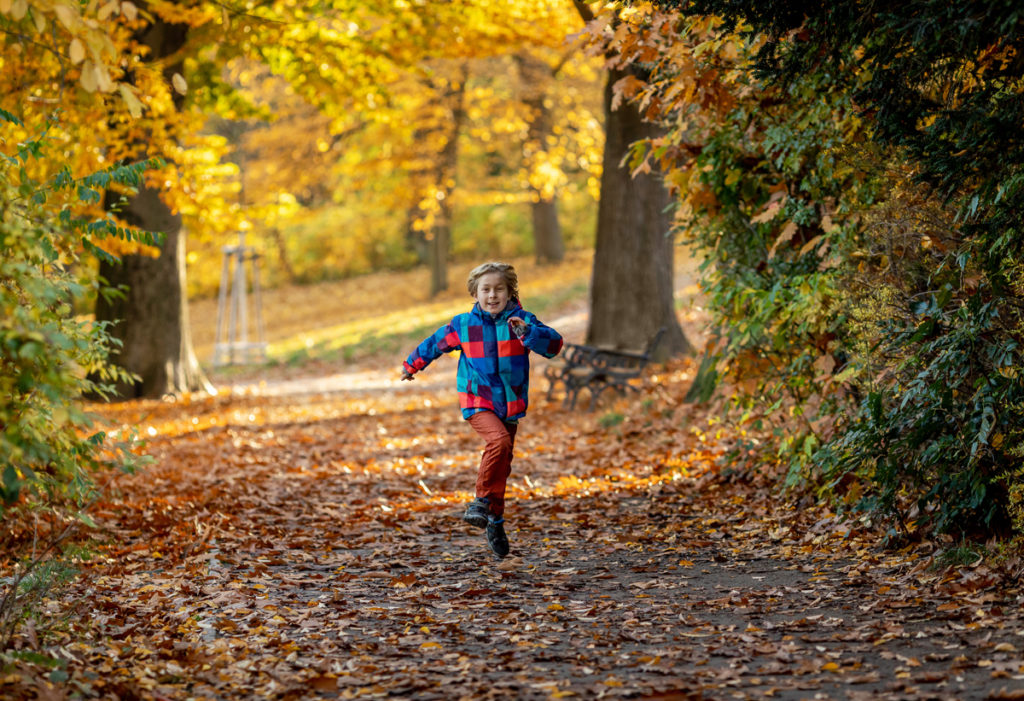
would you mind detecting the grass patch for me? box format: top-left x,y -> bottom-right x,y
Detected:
935,542 -> 986,570
599,412 -> 626,429
276,277 -> 590,367
197,252 -> 594,377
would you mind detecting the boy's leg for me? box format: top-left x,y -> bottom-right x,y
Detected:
468,411 -> 518,519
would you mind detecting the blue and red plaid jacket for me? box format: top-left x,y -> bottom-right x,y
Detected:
403,300 -> 563,421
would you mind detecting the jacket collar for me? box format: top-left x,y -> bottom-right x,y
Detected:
471,298 -> 522,321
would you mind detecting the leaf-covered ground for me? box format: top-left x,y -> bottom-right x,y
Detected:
7,354 -> 1024,700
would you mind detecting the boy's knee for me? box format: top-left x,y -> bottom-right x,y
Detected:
488,434 -> 513,453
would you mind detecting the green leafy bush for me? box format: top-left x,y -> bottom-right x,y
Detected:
645,1 -> 1024,539
1,112 -> 156,645
668,47 -> 872,480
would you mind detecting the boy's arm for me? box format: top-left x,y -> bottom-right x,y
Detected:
513,312 -> 563,358
402,320 -> 462,377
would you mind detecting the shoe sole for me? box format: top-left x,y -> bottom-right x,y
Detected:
463,513 -> 489,529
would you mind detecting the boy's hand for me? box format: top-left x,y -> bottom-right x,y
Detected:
508,317 -> 528,338
401,370 -> 415,381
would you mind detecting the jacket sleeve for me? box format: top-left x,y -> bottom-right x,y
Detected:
519,311 -> 563,359
403,319 -> 462,375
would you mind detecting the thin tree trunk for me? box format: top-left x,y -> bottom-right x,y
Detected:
586,66 -> 692,360
427,67 -> 467,297
269,227 -> 297,283
97,185 -> 212,398
427,225 -> 450,296
516,53 -> 565,264
405,199 -> 429,265
531,197 -> 565,263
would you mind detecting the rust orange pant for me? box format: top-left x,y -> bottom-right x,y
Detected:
468,411 -> 518,518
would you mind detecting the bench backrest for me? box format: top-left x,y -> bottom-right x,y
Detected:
644,327 -> 667,359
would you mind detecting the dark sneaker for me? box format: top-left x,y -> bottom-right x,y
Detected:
463,498 -> 490,529
486,518 -> 510,558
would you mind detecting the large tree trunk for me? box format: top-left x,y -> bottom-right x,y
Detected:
93,15 -> 211,399
586,66 -> 692,360
97,185 -> 212,398
516,53 -> 566,265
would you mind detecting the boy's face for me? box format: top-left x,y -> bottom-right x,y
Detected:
475,272 -> 510,314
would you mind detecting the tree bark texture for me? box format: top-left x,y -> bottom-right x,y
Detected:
516,53 -> 565,265
97,185 -> 212,398
586,66 -> 692,360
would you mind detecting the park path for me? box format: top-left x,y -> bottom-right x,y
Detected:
12,355 -> 1018,701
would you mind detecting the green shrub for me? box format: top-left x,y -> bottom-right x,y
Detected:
647,0 -> 1024,541
1,111 -> 154,646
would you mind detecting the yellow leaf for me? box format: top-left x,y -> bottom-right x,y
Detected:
98,1 -> 118,20
172,72 -> 188,95
121,0 -> 137,21
32,7 -> 45,31
994,642 -> 1016,652
119,84 -> 143,118
547,603 -> 564,611
69,38 -> 86,64
822,662 -> 839,671
420,641 -> 441,649
0,0 -> 12,16
94,63 -> 113,92
10,0 -> 27,20
79,60 -> 98,92
53,2 -> 77,30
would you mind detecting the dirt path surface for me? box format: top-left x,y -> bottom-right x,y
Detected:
9,358 -> 1019,701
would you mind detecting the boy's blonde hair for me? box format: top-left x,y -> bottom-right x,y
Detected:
467,262 -> 519,301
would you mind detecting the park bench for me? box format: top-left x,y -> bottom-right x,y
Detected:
545,328 -> 666,410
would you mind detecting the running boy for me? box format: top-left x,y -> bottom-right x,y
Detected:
401,262 -> 563,558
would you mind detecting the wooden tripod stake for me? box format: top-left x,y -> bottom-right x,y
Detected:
213,231 -> 267,367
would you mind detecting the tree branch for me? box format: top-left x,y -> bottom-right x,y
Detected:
571,0 -> 596,24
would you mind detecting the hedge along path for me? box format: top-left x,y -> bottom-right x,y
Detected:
10,360 -> 1024,700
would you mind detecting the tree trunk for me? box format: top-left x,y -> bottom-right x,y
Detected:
96,185 -> 212,398
586,66 -> 692,360
531,197 -> 565,264
427,69 -> 467,297
405,202 -> 429,265
93,15 -> 211,399
516,53 -> 565,264
269,227 -> 297,283
427,225 -> 450,297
